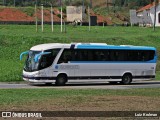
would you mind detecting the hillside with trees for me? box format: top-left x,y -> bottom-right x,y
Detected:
0,0 -> 155,24
0,0 -> 154,8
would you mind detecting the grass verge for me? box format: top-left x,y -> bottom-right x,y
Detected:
0,88 -> 160,111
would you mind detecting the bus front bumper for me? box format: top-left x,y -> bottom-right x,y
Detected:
23,75 -> 56,83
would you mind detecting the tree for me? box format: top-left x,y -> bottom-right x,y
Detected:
123,0 -> 128,7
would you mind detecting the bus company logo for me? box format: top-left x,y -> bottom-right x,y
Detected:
55,65 -> 59,69
2,112 -> 11,117
58,65 -> 80,70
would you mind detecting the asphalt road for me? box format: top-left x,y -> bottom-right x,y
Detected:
0,80 -> 160,89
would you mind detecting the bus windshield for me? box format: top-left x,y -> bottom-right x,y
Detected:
24,49 -> 60,72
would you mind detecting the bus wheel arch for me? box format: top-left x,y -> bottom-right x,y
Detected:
55,73 -> 68,86
121,73 -> 132,85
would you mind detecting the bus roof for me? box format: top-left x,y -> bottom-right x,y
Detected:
30,43 -> 70,51
30,43 -> 156,51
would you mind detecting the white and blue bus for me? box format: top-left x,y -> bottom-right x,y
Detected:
20,43 -> 157,85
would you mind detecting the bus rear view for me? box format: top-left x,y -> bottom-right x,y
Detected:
20,43 -> 157,86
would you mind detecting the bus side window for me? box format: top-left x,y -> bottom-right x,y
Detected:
58,49 -> 72,64
110,51 -> 116,61
92,50 -> 105,61
104,50 -> 110,61
140,51 -> 146,61
88,50 -> 94,61
93,51 -> 99,61
137,51 -> 146,61
148,50 -> 155,60
99,50 -> 106,61
128,50 -> 138,61
142,50 -> 155,61
117,51 -> 124,61
81,51 -> 88,61
74,50 -> 88,61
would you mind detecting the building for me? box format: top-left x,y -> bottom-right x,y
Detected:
66,6 -> 87,22
130,0 -> 160,27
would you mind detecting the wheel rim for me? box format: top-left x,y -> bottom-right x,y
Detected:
59,77 -> 65,84
124,76 -> 130,83
56,75 -> 67,85
123,75 -> 131,84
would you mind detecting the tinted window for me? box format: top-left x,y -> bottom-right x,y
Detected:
58,49 -> 155,63
108,50 -> 155,61
39,49 -> 60,70
58,49 -> 72,63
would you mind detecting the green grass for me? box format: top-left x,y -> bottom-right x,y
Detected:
0,25 -> 160,82
0,88 -> 160,106
156,71 -> 160,80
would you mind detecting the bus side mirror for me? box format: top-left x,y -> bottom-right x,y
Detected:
34,52 -> 51,62
20,51 -> 29,60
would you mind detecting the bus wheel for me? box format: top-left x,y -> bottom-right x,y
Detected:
121,74 -> 132,85
56,74 -> 67,86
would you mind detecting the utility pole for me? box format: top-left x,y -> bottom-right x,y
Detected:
60,0 -> 63,33
123,0 -> 127,7
82,0 -> 85,26
88,6 -> 91,31
113,0 -> 116,13
153,0 -> 158,31
82,0 -> 84,7
3,0 -> 4,6
35,4 -> 38,32
59,0 -> 61,7
51,4 -> 54,32
90,0 -> 92,8
106,0 -> 109,13
14,0 -> 16,7
41,4 -> 44,32
22,0 -> 24,6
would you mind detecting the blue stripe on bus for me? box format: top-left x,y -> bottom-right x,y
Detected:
77,45 -> 156,50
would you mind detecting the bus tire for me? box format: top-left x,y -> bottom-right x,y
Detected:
121,74 -> 132,85
55,74 -> 67,86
